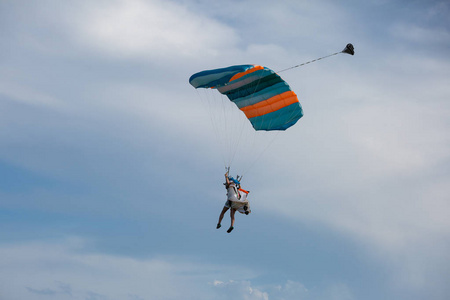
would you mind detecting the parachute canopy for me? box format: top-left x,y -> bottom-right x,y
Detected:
189,65 -> 303,131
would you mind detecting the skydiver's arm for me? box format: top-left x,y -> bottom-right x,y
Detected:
225,173 -> 230,186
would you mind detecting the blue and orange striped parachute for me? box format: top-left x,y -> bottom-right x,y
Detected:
189,65 -> 303,131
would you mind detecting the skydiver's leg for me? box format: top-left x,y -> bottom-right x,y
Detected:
227,208 -> 236,233
230,208 -> 236,226
217,206 -> 229,229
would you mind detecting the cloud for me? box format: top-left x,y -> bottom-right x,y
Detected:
212,279 -> 356,300
212,280 -> 269,300
2,239 -> 357,300
1,1 -> 450,299
0,82 -> 66,109
69,0 -> 238,60
264,280 -> 309,300
0,238 -> 237,300
389,1 -> 450,47
392,23 -> 450,45
26,281 -> 72,296
26,287 -> 59,296
247,22 -> 450,297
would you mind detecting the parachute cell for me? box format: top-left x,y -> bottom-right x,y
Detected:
189,65 -> 303,131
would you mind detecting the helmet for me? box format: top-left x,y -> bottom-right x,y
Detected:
228,177 -> 240,185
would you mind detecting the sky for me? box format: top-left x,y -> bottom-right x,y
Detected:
1,0 -> 450,299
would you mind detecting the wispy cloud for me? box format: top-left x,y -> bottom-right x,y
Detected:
26,281 -> 72,297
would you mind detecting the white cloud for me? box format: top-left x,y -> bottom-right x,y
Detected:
70,0 -> 238,60
265,280 -> 309,300
345,100 -> 450,176
211,279 -> 355,300
0,239 -> 360,300
0,238 -> 262,300
213,280 -> 269,300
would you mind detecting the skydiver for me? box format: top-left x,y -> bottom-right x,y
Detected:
216,172 -> 250,233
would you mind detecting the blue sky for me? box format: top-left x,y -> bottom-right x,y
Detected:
1,0 -> 450,299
